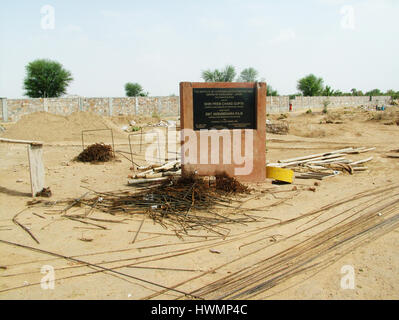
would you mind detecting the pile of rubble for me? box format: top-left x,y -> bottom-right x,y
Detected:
266,120 -> 289,135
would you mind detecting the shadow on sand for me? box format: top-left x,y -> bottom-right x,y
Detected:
0,186 -> 31,197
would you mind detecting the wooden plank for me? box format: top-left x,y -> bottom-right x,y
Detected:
27,144 -> 45,197
353,167 -> 368,171
128,177 -> 168,185
153,160 -> 180,172
307,157 -> 347,165
347,147 -> 375,154
351,157 -> 373,165
0,138 -> 43,146
278,154 -> 345,168
278,148 -> 354,163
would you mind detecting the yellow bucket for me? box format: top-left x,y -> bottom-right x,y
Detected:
266,166 -> 294,184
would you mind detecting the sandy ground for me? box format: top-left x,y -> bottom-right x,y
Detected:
0,107 -> 398,300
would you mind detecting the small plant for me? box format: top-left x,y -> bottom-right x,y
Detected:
130,126 -> 141,132
322,99 -> 330,114
278,113 -> 288,120
306,109 -> 313,114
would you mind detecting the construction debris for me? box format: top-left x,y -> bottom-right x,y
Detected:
295,171 -> 341,180
76,143 -> 114,163
387,149 -> 399,159
215,174 -> 250,194
36,187 -> 52,198
150,120 -> 177,127
268,147 -> 375,180
129,160 -> 182,181
51,174 -> 255,238
189,185 -> 399,300
266,120 -> 289,135
12,208 -> 40,244
266,166 -> 294,184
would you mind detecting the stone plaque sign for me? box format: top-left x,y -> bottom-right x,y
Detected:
180,82 -> 267,182
193,88 -> 256,130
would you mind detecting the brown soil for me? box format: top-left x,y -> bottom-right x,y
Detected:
0,112 -> 127,143
0,107 -> 398,300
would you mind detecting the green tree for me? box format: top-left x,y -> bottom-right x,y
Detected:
125,83 -> 148,97
289,93 -> 302,100
297,74 -> 324,96
201,65 -> 237,82
351,88 -> 363,96
386,90 -> 399,99
23,59 -> 73,98
323,85 -> 336,96
267,85 -> 279,96
237,67 -> 259,82
365,89 -> 383,96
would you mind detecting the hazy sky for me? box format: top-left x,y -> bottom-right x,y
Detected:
0,0 -> 398,98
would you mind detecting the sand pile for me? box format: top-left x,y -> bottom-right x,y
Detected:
0,112 -> 126,143
290,124 -> 327,138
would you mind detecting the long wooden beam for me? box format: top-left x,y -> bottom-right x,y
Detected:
0,138 -> 43,146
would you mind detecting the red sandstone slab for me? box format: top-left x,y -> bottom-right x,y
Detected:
180,82 -> 266,182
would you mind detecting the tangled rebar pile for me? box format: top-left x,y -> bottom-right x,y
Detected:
76,143 -> 114,163
215,173 -> 249,194
186,184 -> 399,300
65,175 -> 254,237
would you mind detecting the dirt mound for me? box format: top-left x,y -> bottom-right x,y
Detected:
0,112 -> 126,143
322,112 -> 343,124
289,123 -> 327,138
110,115 -> 160,127
368,110 -> 399,122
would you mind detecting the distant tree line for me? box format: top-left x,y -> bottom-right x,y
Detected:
20,59 -> 399,100
295,74 -> 399,99
21,58 -> 151,98
201,65 -> 279,96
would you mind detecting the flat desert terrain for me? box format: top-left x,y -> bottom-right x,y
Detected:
0,107 -> 398,300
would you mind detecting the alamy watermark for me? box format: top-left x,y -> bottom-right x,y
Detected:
40,265 -> 55,290
340,265 -> 355,290
340,5 -> 356,30
143,127 -> 255,176
41,5 -> 55,30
